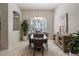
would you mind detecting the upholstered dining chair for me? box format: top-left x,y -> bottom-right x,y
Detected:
33,33 -> 44,39
28,33 -> 34,48
33,39 -> 44,56
43,32 -> 48,50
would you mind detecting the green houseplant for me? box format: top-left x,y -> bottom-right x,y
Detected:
21,20 -> 29,36
68,33 -> 79,54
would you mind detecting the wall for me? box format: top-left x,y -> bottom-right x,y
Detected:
22,10 -> 54,39
0,3 -> 8,49
8,3 -> 22,49
0,10 -> 1,48
54,3 -> 79,34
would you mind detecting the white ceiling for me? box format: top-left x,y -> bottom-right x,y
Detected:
17,3 -> 59,10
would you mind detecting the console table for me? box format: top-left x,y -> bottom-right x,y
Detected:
53,34 -> 69,52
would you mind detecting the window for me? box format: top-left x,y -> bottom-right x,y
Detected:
30,17 -> 47,33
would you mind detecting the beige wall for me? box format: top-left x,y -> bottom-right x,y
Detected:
0,10 -> 1,48
0,3 -> 22,49
22,10 -> 54,39
54,3 -> 79,34
8,3 -> 22,49
0,3 -> 8,49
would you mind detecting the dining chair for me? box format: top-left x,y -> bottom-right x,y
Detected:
43,32 -> 48,50
28,33 -> 34,48
33,39 -> 44,56
33,33 -> 44,39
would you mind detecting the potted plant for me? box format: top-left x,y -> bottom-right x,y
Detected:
21,20 -> 29,40
68,33 -> 79,56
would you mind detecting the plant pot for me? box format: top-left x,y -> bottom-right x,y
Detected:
23,36 -> 27,40
69,51 -> 77,56
24,32 -> 26,36
77,53 -> 79,56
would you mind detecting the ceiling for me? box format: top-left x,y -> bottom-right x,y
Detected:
17,3 -> 59,10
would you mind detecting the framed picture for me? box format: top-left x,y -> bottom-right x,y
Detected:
13,11 -> 20,31
60,13 -> 68,35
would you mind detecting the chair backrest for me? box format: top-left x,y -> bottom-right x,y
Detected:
33,40 -> 43,48
44,32 -> 48,37
34,34 -> 44,38
28,33 -> 34,43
